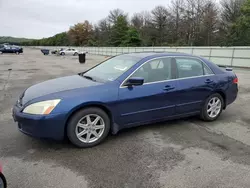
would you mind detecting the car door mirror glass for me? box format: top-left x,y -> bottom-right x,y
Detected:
124,77 -> 144,87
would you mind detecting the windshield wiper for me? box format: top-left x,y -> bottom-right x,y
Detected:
83,75 -> 96,82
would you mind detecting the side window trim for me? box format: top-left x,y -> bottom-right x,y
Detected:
120,56 -> 214,88
201,61 -> 205,75
203,62 -> 215,75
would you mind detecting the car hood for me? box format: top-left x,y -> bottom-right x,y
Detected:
21,75 -> 101,105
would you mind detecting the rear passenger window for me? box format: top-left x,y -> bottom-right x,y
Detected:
175,58 -> 212,78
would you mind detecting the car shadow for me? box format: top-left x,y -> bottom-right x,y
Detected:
3,115 -> 220,154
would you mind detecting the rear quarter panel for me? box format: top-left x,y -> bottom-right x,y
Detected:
200,57 -> 238,106
216,70 -> 238,106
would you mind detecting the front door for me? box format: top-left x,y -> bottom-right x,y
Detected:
174,57 -> 217,114
118,57 -> 178,126
66,49 -> 72,55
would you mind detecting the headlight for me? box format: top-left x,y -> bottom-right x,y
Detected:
23,99 -> 61,115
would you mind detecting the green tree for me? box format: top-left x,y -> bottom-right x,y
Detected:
229,0 -> 250,45
110,15 -> 129,46
122,27 -> 141,46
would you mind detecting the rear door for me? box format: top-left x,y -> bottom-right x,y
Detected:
10,46 -> 16,53
174,57 -> 217,115
118,57 -> 178,126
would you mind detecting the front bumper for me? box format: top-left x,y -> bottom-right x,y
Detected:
19,48 -> 23,53
12,105 -> 66,140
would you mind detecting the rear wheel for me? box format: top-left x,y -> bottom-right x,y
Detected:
61,52 -> 65,56
67,107 -> 110,148
200,93 -> 224,121
73,52 -> 78,56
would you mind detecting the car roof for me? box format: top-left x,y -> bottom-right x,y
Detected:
121,52 -> 193,59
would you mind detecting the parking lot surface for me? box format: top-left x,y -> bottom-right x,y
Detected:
0,48 -> 250,188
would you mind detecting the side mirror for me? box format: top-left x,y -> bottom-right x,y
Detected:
124,77 -> 144,87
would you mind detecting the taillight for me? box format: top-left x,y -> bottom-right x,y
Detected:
233,77 -> 238,84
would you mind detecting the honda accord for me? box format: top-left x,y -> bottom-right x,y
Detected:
12,52 -> 238,148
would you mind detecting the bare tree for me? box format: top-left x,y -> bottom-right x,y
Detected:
179,0 -> 209,45
131,11 -> 154,46
151,6 -> 170,45
131,13 -> 144,30
170,0 -> 185,44
108,9 -> 127,24
220,0 -> 246,30
97,18 -> 111,46
201,1 -> 219,45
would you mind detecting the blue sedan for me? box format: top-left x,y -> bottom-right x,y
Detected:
0,44 -> 23,54
12,52 -> 238,147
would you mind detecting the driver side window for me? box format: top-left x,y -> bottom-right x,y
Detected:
131,58 -> 172,84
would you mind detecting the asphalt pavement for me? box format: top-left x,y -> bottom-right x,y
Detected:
0,48 -> 250,188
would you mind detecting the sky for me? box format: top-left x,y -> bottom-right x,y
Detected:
0,0 -> 172,39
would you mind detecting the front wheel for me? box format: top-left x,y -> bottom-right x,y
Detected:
200,93 -> 224,121
67,108 -> 110,148
0,172 -> 7,188
61,52 -> 65,56
73,52 -> 78,56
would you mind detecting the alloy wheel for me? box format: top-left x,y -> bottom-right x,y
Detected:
207,97 -> 222,118
75,114 -> 105,143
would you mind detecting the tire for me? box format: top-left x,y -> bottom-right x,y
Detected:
67,107 -> 110,148
0,172 -> 7,188
16,51 -> 19,55
61,52 -> 65,56
200,93 -> 224,121
73,52 -> 78,56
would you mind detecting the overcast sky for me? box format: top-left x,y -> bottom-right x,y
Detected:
0,0 -> 174,39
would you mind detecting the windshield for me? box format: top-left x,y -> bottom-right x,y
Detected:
83,55 -> 140,82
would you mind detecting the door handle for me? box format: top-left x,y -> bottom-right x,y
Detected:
163,85 -> 175,91
205,79 -> 213,84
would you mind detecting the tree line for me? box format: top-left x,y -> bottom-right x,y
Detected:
22,0 -> 250,47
